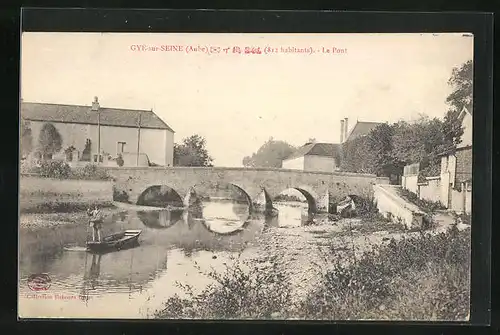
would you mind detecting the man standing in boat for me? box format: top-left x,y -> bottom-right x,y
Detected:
87,205 -> 103,242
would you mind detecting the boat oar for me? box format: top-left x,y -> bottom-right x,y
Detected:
63,217 -> 91,252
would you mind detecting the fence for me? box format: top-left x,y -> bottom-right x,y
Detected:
417,176 -> 471,215
417,176 -> 441,203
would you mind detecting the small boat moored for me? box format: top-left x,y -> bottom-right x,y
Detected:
86,229 -> 142,253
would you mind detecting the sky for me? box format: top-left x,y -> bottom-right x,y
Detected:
21,32 -> 473,167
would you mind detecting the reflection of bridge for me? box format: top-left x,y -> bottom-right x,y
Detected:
107,167 -> 388,213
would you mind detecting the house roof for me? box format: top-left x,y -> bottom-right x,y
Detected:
284,142 -> 341,161
20,102 -> 175,132
345,121 -> 384,142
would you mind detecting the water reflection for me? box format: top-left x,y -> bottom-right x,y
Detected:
137,210 -> 183,229
19,200 -> 316,318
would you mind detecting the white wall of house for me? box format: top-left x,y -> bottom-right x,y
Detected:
282,156 -> 305,170
282,155 -> 338,172
26,120 -> 174,166
465,183 -> 472,214
441,154 -> 457,187
165,131 -> 174,167
458,111 -> 472,149
28,120 -> 92,155
303,155 -> 338,172
138,127 -> 171,166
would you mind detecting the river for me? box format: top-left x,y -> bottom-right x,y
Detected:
18,200 -> 316,319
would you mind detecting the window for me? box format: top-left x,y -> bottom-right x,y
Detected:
93,154 -> 103,163
117,142 -> 126,154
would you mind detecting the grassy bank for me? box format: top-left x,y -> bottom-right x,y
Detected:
20,175 -> 113,214
154,224 -> 470,321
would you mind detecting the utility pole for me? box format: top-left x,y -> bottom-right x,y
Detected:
92,97 -> 101,165
97,110 -> 101,165
136,111 -> 142,167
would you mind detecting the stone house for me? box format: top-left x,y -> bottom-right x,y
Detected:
282,142 -> 342,173
21,97 -> 175,167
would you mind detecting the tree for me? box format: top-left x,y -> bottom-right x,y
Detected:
442,59 -> 472,148
390,116 -> 448,177
242,138 -> 297,168
340,136 -> 373,173
442,109 -> 464,148
174,134 -> 213,167
38,122 -> 62,160
20,120 -> 33,157
446,59 -> 473,113
365,123 -> 399,176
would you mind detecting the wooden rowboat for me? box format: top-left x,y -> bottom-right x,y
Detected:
86,229 -> 142,253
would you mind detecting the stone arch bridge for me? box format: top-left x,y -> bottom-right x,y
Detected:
106,167 -> 389,213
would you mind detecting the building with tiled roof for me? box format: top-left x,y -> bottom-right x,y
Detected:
21,97 -> 175,166
282,142 -> 342,172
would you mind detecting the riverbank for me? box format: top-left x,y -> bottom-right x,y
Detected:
19,207 -> 121,230
20,175 -> 113,214
154,212 -> 471,320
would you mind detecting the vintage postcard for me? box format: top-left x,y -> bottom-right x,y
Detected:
19,32 -> 473,320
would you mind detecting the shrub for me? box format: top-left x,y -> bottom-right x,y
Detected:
37,160 -> 71,179
154,253 -> 293,319
398,188 -> 446,214
71,164 -> 110,180
113,187 -> 129,202
300,226 -> 471,320
116,154 -> 124,167
350,194 -> 386,221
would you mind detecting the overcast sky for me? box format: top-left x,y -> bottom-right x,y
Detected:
21,32 -> 473,167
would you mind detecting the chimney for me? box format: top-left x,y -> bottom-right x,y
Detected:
340,119 -> 345,143
344,117 -> 349,141
91,96 -> 100,111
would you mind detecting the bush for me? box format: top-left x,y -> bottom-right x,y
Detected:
71,164 -> 110,180
37,160 -> 71,179
116,154 -> 124,167
113,187 -> 129,202
398,188 -> 446,214
350,194 -> 387,221
300,226 -> 471,320
154,254 -> 293,319
23,161 -> 111,181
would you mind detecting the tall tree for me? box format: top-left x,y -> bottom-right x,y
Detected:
446,59 -> 473,113
390,116 -> 447,177
20,120 -> 33,157
242,137 -> 297,168
174,134 -> 213,167
340,136 -> 373,174
442,59 -> 472,148
38,122 -> 62,160
365,123 -> 398,176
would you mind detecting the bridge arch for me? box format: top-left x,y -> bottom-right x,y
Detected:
274,186 -> 318,214
136,185 -> 184,208
185,182 -> 253,209
227,183 -> 253,207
